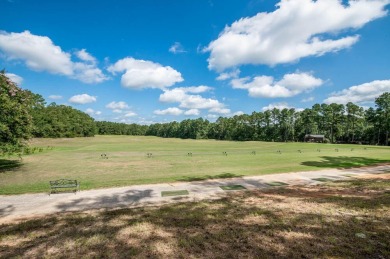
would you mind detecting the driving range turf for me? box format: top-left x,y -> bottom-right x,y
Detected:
0,135 -> 389,195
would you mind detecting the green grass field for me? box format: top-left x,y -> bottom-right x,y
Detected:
0,135 -> 389,195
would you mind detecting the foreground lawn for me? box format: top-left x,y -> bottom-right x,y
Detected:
1,175 -> 389,258
0,135 -> 389,194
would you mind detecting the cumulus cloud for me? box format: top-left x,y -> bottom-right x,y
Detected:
75,49 -> 96,64
154,107 -> 184,116
48,95 -> 63,100
69,94 -> 97,104
86,108 -> 102,115
107,57 -> 183,89
262,102 -> 303,112
233,111 -> 245,116
205,0 -> 389,71
106,101 -> 130,110
159,86 -> 212,103
73,61 -> 108,84
209,107 -> 231,114
216,69 -> 240,81
159,86 -> 229,114
169,42 -> 186,54
324,79 -> 390,104
184,109 -> 200,116
124,111 -> 137,117
0,31 -> 108,83
231,72 -> 323,98
5,73 -> 23,85
105,101 -> 137,118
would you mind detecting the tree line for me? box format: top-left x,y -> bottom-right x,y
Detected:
144,94 -> 390,146
1,72 -> 389,156
96,121 -> 148,136
1,72 -> 96,154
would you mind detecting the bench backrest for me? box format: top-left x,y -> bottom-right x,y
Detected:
50,179 -> 78,186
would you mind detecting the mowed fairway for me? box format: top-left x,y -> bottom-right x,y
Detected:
0,135 -> 389,194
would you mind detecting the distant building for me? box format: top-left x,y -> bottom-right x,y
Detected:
304,134 -> 325,143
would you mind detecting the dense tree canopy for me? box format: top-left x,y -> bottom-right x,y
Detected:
375,92 -> 390,146
32,103 -> 96,138
96,121 -> 148,136
0,72 -> 37,154
141,92 -> 390,146
1,73 -> 96,155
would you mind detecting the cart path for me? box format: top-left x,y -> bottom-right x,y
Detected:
1,164 -> 389,224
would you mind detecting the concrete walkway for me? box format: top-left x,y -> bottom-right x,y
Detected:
1,164 -> 389,223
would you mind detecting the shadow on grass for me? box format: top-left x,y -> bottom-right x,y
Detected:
177,172 -> 242,182
0,159 -> 22,172
1,178 -> 389,258
55,189 -> 154,212
301,156 -> 389,169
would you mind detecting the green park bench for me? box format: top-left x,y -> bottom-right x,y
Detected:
49,179 -> 79,194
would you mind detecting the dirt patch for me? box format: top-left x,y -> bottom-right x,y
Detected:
1,177 -> 389,258
356,173 -> 390,180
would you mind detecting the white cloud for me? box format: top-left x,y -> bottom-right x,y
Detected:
0,31 -> 73,75
75,49 -> 96,64
159,86 -> 228,113
216,69 -> 240,81
48,95 -> 63,100
86,108 -> 102,116
209,107 -> 231,114
205,0 -> 389,71
324,79 -> 390,104
5,73 -> 23,85
184,109 -> 200,116
85,108 -> 94,114
73,62 -> 108,84
231,72 -> 323,98
69,94 -> 97,104
124,111 -> 137,117
106,101 -> 129,110
106,101 -> 137,117
154,107 -> 183,116
159,86 -> 213,103
184,85 -> 213,94
233,111 -> 245,116
262,102 -> 303,112
107,57 -> 183,89
0,31 -> 108,83
169,42 -> 186,54
160,87 -> 228,113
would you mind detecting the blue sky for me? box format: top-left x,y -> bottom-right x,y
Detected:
1,0 -> 390,124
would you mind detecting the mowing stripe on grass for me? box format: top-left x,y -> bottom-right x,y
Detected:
220,185 -> 246,191
161,190 -> 189,197
266,181 -> 288,187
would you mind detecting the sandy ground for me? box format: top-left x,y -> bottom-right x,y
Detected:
0,164 -> 389,224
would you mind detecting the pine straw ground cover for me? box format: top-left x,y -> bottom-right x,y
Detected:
1,175 -> 389,258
